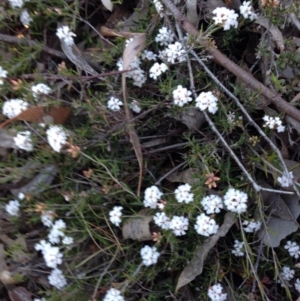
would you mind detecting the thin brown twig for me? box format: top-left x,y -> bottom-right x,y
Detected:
160,0 -> 300,123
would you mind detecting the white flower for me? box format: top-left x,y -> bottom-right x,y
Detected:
140,245 -> 160,266
172,85 -> 193,107
143,185 -> 163,209
194,213 -> 219,236
201,195 -> 223,214
48,219 -> 66,244
2,99 -> 29,118
159,41 -> 187,64
227,111 -> 236,124
20,9 -> 32,27
109,206 -> 123,226
153,212 -> 170,230
130,100 -> 141,113
174,183 -> 194,203
31,83 -> 52,99
212,7 -> 239,30
284,241 -> 300,259
56,26 -> 76,46
223,188 -> 248,214
153,0 -> 164,17
35,239 -> 52,253
207,283 -> 227,301
278,266 -> 295,287
46,125 -> 68,153
62,236 -> 73,245
231,239 -> 244,256
242,220 -> 262,233
34,298 -> 46,301
8,0 -> 25,8
43,245 -> 63,268
149,62 -> 168,80
14,131 -> 33,151
155,26 -> 175,46
263,115 -> 285,133
195,91 -> 218,114
103,288 -> 125,301
48,268 -> 67,289
41,210 -> 54,227
131,69 -> 147,87
141,50 -> 157,61
0,66 -> 8,85
239,1 -> 258,20
277,171 -> 293,187
5,200 -> 20,216
295,278 -> 300,293
107,97 -> 123,111
169,215 -> 189,236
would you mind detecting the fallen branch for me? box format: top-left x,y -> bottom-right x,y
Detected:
161,0 -> 300,123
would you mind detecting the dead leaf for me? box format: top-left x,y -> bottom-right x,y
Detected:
100,26 -> 138,39
122,211 -> 152,241
101,0 -> 113,11
173,108 -> 205,132
0,129 -> 17,149
122,34 -> 146,196
8,287 -> 32,301
167,167 -> 202,185
0,106 -> 71,129
175,212 -> 236,293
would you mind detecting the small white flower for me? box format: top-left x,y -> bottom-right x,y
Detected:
140,245 -> 160,266
278,266 -> 295,287
41,210 -> 54,227
46,125 -> 68,153
0,66 -> 8,85
195,91 -> 218,114
141,50 -> 157,61
56,26 -> 76,46
207,283 -> 227,301
295,278 -> 300,293
231,239 -> 245,256
14,131 -> 33,151
223,188 -> 248,214
131,69 -> 146,87
48,268 -> 67,289
212,7 -> 239,30
130,100 -> 141,114
2,99 -> 29,118
239,1 -> 258,21
155,26 -> 175,46
159,41 -> 187,64
62,236 -> 73,245
149,62 -> 168,80
153,0 -> 164,17
107,97 -> 123,111
170,215 -> 189,236
172,85 -> 193,107
8,0 -> 25,8
5,200 -> 20,216
143,185 -> 163,209
174,183 -> 194,203
48,219 -> 66,244
277,171 -> 293,187
43,245 -> 63,268
31,83 -> 52,99
284,241 -> 300,259
153,212 -> 170,230
242,220 -> 262,233
34,298 -> 46,301
20,9 -> 33,27
103,288 -> 125,301
194,213 -> 219,236
109,206 -> 123,226
263,115 -> 285,133
201,195 -> 223,214
35,239 -> 52,253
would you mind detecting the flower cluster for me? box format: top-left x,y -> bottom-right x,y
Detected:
159,41 -> 187,64
35,240 -> 63,268
143,185 -> 163,209
277,171 -> 294,187
155,26 -> 174,46
195,91 -> 218,114
223,188 -> 248,214
153,0 -> 164,17
140,245 -> 160,266
284,241 -> 300,259
103,288 -> 125,301
31,83 -> 52,99
231,240 -> 244,256
5,200 -> 20,217
109,206 -> 123,226
149,62 -> 168,80
41,210 -> 55,227
239,1 -> 258,20
172,85 -> 193,107
194,213 -> 219,236
278,266 -> 295,287
48,268 -> 67,290
56,26 -> 76,46
212,7 -> 239,30
14,131 -> 33,151
201,195 -> 223,214
263,115 -> 285,133
8,0 -> 28,8
46,125 -> 68,153
2,98 -> 29,118
107,96 -> 123,111
130,100 -> 142,113
174,183 -> 194,203
142,50 -> 157,61
242,219 -> 262,232
207,283 -> 227,301
153,212 -> 170,230
0,66 -> 8,85
169,215 -> 189,236
20,9 -> 32,27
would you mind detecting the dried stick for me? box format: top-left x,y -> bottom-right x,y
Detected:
160,0 -> 300,123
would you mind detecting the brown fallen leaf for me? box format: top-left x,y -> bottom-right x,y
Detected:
8,287 -> 32,301
0,106 -> 71,129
